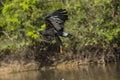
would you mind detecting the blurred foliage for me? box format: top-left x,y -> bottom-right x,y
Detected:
0,0 -> 120,58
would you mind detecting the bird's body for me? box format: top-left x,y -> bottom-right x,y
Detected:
39,9 -> 74,54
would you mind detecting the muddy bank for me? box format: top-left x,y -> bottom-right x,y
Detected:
0,53 -> 105,75
0,55 -> 103,75
0,59 -> 103,75
0,44 -> 119,75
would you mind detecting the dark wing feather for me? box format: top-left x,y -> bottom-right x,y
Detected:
45,9 -> 68,31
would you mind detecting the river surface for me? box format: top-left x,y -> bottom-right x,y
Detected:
0,63 -> 120,80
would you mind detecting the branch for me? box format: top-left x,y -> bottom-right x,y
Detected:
0,31 -> 13,41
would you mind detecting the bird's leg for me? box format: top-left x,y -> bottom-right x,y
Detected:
60,45 -> 63,55
53,34 -> 63,55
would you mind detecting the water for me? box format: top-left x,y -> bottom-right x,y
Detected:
0,63 -> 120,80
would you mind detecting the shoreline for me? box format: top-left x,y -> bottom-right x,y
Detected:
0,59 -> 106,75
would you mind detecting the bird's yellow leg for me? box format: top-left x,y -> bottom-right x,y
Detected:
60,45 -> 63,55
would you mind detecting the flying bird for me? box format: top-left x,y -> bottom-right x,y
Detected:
39,9 -> 74,54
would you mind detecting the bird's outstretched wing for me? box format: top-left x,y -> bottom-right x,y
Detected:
45,9 -> 68,32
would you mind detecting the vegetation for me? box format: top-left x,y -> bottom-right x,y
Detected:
0,0 -> 120,67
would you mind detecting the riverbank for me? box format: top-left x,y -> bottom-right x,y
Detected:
0,57 -> 119,75
0,60 -> 101,75
1,62 -> 120,80
0,44 -> 119,75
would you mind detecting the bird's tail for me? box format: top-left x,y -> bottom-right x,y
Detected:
62,32 -> 74,40
67,34 -> 74,40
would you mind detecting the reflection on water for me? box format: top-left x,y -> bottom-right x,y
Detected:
0,63 -> 120,80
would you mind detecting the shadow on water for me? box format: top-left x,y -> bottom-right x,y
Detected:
0,62 -> 120,80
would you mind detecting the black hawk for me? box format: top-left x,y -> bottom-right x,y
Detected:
39,9 -> 74,54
